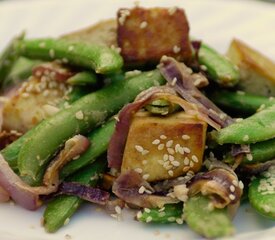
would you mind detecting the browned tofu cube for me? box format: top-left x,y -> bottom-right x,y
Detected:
121,112 -> 207,182
117,7 -> 192,66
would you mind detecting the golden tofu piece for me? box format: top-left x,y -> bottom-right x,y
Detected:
117,7 -> 192,66
121,112 -> 207,182
227,39 -> 275,97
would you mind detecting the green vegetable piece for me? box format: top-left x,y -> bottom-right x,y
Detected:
67,71 -> 98,86
17,70 -> 165,185
199,43 -> 240,87
137,203 -> 183,224
209,90 -> 275,116
185,195 -> 234,238
213,104 -> 275,144
0,32 -> 24,89
43,159 -> 106,233
248,166 -> 275,219
60,119 -> 115,178
16,38 -> 123,74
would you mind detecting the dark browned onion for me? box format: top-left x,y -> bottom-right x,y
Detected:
0,135 -> 89,210
112,170 -> 178,208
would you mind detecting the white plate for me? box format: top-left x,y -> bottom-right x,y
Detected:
1,0 -> 275,239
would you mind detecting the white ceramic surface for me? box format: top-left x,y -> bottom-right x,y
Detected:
0,0 -> 275,239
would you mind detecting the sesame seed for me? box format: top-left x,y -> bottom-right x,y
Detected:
176,218 -> 184,224
171,77 -> 177,86
140,21 -> 148,29
167,148 -> 175,155
168,6 -> 177,15
75,110 -> 84,120
239,181 -> 244,189
183,157 -> 190,165
158,207 -> 165,212
168,155 -> 175,161
173,45 -> 181,54
158,144 -> 164,150
166,140 -> 173,148
164,165 -> 173,170
232,180 -> 238,186
178,147 -> 184,155
49,49 -> 55,58
168,217 -> 176,222
243,135 -> 249,142
191,155 -> 199,163
263,205 -> 271,213
160,135 -> 167,140
229,194 -> 236,201
158,212 -> 166,217
68,45 -> 74,52
115,206 -> 122,214
200,65 -> 208,71
190,161 -> 194,167
175,144 -> 181,153
135,145 -> 144,152
137,211 -> 143,219
143,174 -> 150,180
158,160 -> 164,165
142,149 -> 149,155
246,153 -> 253,161
171,161 -> 180,167
183,147 -> 191,154
168,170 -> 174,177
163,154 -> 169,161
64,218 -> 70,226
144,208 -> 151,213
230,185 -> 235,192
146,216 -> 153,223
237,90 -> 245,95
152,139 -> 160,145
134,168 -> 143,174
182,135 -> 191,140
235,118 -> 243,122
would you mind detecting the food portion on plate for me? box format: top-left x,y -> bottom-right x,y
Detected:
0,4 -> 275,239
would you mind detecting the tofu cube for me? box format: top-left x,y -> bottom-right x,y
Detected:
121,112 -> 207,182
117,7 -> 192,66
227,39 -> 275,97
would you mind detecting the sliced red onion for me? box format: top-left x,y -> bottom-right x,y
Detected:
107,86 -> 206,169
240,159 -> 275,176
112,170 -> 178,208
231,144 -> 250,157
159,56 -> 234,128
32,62 -> 74,82
58,182 -> 109,205
0,135 -> 89,210
187,167 -> 242,209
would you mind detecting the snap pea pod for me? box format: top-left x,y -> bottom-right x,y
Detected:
67,71 -> 98,86
60,119 -> 115,179
0,33 -> 24,88
213,104 -> 275,145
198,43 -> 240,87
208,90 -> 275,115
185,194 -> 234,238
16,38 -> 123,74
43,159 -> 106,233
136,203 -> 183,224
17,70 -> 165,185
248,166 -> 275,219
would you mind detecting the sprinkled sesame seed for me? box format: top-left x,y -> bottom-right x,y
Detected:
190,161 -> 194,167
115,206 -> 122,214
168,217 -> 176,222
134,168 -> 143,174
183,157 -> 190,165
158,144 -> 164,150
166,140 -> 173,148
75,110 -> 84,120
140,21 -> 148,29
142,149 -> 149,155
138,186 -> 145,194
243,135 -> 249,142
229,194 -> 236,201
232,180 -> 238,186
173,45 -> 181,54
64,218 -> 70,226
143,174 -> 150,180
171,161 -> 180,167
230,185 -> 235,192
191,155 -> 199,163
175,144 -> 181,153
163,154 -> 169,161
137,211 -> 143,219
200,65 -> 208,71
168,6 -> 177,15
183,147 -> 191,154
167,148 -> 175,155
158,207 -> 165,212
171,77 -> 177,86
152,139 -> 160,145
235,118 -> 243,122
168,155 -> 175,161
135,145 -> 144,152
246,153 -> 253,161
144,208 -> 151,213
239,181 -> 244,189
142,160 -> 148,165
182,134 -> 190,140
146,216 -> 152,223
160,135 -> 167,140
168,170 -> 174,177
49,49 -> 55,58
178,147 -> 184,155
176,218 -> 184,224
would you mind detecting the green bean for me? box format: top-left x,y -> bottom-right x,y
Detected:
60,119 -> 115,179
198,43 -> 240,87
136,203 -> 183,224
212,104 -> 275,145
43,159 -> 106,233
208,90 -> 275,115
0,33 -> 24,89
67,71 -> 98,86
248,166 -> 275,219
16,38 -> 123,74
185,194 -> 234,238
17,70 -> 165,185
